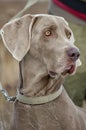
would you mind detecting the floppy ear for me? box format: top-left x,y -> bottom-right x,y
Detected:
1,14 -> 36,61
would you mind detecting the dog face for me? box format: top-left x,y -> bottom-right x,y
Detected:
30,15 -> 81,77
1,14 -> 81,78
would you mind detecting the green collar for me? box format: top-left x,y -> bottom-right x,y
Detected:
16,85 -> 63,105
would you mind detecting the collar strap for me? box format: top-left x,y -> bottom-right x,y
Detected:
16,85 -> 63,105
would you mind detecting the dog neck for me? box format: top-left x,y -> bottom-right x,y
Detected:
19,53 -> 65,97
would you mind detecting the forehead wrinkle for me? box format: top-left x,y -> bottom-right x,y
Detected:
38,16 -> 59,26
41,24 -> 57,31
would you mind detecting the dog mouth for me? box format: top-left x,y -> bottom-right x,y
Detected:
48,64 -> 76,78
62,64 -> 76,76
48,59 -> 81,78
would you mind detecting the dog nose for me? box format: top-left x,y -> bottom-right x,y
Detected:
67,47 -> 80,61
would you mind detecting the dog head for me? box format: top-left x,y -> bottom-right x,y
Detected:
1,14 -> 81,78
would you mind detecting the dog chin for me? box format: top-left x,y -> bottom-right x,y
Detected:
48,71 -> 58,78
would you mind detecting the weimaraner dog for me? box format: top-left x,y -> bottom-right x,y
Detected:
1,14 -> 86,130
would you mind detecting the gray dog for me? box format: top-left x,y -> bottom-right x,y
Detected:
1,14 -> 86,130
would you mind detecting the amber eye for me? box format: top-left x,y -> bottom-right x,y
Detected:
65,29 -> 71,39
45,30 -> 52,36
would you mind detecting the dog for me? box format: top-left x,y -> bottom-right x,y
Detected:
1,14 -> 86,130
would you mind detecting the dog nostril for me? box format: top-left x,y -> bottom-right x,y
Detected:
71,53 -> 80,58
67,47 -> 80,61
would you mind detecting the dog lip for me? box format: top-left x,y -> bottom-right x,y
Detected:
48,71 -> 58,78
67,64 -> 76,74
62,64 -> 76,76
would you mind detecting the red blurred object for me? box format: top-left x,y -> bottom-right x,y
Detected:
53,0 -> 86,21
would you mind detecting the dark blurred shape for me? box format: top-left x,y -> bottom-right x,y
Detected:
49,0 -> 86,25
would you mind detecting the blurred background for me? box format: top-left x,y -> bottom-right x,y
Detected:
0,0 -> 86,130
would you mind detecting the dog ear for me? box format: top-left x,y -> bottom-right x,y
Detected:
1,14 -> 36,61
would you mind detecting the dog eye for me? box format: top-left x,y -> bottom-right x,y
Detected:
65,29 -> 71,39
45,30 -> 52,36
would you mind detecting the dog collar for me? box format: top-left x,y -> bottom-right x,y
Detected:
16,85 -> 63,105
